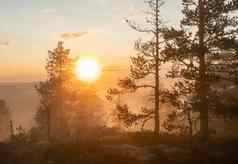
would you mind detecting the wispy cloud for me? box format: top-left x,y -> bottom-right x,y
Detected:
41,8 -> 57,14
0,41 -> 9,46
61,32 -> 87,40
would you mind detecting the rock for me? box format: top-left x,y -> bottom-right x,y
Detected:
103,144 -> 150,161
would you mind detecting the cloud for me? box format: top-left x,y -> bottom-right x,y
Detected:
0,41 -> 9,46
41,8 -> 57,14
61,32 -> 87,40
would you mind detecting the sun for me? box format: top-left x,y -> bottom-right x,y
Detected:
75,58 -> 102,82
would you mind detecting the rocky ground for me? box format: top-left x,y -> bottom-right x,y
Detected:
0,135 -> 238,164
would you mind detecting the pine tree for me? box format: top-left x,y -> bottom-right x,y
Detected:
163,0 -> 238,142
107,0 -> 167,135
35,41 -> 73,140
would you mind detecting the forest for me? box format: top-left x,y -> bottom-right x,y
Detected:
0,0 -> 238,164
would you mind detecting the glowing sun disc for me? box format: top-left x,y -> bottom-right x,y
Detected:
75,58 -> 102,82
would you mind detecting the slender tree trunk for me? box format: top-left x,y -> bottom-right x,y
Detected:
58,41 -> 64,138
198,0 -> 209,143
9,120 -> 14,140
47,107 -> 51,141
187,110 -> 193,149
154,0 -> 160,135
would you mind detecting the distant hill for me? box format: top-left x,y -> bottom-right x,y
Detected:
0,82 -> 39,130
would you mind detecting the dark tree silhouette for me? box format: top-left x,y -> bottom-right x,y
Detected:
35,42 -> 104,141
162,80 -> 203,148
0,100 -> 11,141
35,41 -> 73,140
162,0 -> 238,142
107,0 -> 168,135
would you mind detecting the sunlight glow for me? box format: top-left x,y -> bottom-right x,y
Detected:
75,57 -> 102,82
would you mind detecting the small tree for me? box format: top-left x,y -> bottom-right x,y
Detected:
0,100 -> 11,141
68,87 -> 104,141
163,0 -> 238,142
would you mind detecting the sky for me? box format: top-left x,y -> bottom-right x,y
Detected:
0,0 -> 182,82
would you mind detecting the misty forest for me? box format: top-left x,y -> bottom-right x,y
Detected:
0,0 -> 238,164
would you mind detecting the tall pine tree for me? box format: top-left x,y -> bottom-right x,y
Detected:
163,0 -> 238,142
35,41 -> 73,140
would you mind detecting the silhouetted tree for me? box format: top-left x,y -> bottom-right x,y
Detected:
162,81 -> 200,148
35,42 -> 105,141
67,87 -> 104,141
0,100 -> 11,141
35,41 -> 73,140
162,0 -> 238,142
107,0 -> 168,135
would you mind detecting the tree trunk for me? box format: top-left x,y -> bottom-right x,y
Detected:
198,0 -> 209,143
47,107 -> 51,141
9,120 -> 14,140
154,0 -> 160,135
187,110 -> 193,149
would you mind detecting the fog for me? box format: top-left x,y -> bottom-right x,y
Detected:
0,79 -> 238,141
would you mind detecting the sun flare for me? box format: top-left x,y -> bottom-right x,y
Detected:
75,58 -> 102,82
